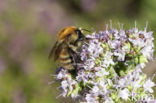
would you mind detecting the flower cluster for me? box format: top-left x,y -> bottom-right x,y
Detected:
55,26 -> 155,103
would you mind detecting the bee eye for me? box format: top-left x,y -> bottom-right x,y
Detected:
75,30 -> 81,35
67,34 -> 71,38
75,29 -> 84,40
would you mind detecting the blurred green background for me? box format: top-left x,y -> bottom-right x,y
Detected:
0,0 -> 155,103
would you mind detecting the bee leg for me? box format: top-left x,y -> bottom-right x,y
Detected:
69,51 -> 76,66
68,44 -> 82,63
68,43 -> 79,54
73,52 -> 82,63
70,51 -> 82,70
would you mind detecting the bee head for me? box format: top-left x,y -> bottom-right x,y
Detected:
58,26 -> 85,43
75,29 -> 85,41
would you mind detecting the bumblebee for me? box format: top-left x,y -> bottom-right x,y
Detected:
49,26 -> 85,70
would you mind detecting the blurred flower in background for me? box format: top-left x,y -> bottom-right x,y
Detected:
0,56 -> 6,75
0,0 -> 155,103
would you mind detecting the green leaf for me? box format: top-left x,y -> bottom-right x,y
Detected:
67,90 -> 73,97
128,85 -> 132,91
72,83 -> 81,96
101,43 -> 106,48
95,59 -> 101,65
139,55 -> 148,63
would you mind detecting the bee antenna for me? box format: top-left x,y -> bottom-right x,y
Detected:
79,28 -> 91,33
83,29 -> 91,32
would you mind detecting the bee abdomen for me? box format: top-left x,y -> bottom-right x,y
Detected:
59,49 -> 70,59
59,57 -> 73,64
63,64 -> 74,70
59,57 -> 74,70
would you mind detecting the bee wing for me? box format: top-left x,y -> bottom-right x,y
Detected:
49,41 -> 57,59
49,41 -> 63,61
